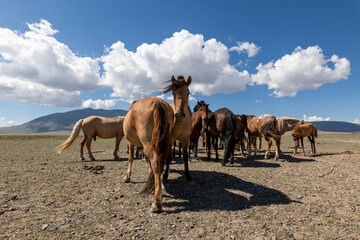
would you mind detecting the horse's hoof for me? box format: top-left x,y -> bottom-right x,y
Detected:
80,156 -> 85,161
185,176 -> 193,182
150,204 -> 162,213
114,156 -> 120,160
123,177 -> 130,183
90,157 -> 96,161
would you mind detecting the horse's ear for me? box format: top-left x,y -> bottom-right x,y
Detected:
197,101 -> 200,104
186,76 -> 192,86
171,76 -> 176,83
207,104 -> 210,107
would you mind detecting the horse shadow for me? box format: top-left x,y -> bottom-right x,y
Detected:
163,169 -> 296,213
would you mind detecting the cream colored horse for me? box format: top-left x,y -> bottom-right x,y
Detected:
57,116 -> 125,160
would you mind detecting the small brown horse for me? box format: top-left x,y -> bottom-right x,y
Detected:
123,97 -> 174,213
247,114 -> 281,160
57,116 -> 125,160
292,123 -> 318,155
205,107 -> 237,165
163,76 -> 193,182
189,101 -> 209,158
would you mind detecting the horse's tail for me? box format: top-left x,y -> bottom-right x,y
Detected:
142,100 -> 171,195
260,117 -> 280,139
57,119 -> 83,153
313,126 -> 318,138
224,112 -> 236,160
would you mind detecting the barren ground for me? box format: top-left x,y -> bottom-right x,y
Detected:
0,133 -> 359,239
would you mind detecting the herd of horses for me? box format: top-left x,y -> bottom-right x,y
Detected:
57,76 -> 318,213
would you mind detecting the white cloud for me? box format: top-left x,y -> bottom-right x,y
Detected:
303,114 -> 331,122
230,42 -> 261,57
255,99 -> 263,103
0,19 -> 101,107
0,117 -> 15,127
353,118 -> 360,124
100,30 -> 251,101
251,46 -> 350,97
82,99 -> 117,109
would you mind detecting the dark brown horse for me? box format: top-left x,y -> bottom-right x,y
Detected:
189,101 -> 209,158
234,114 -> 248,156
204,107 -> 237,165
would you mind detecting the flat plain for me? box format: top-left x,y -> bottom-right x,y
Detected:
1,133 -> 359,239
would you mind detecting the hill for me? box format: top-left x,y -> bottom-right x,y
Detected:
0,108 -> 128,134
309,121 -> 360,133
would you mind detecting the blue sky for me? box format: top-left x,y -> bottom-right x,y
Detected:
0,0 -> 359,127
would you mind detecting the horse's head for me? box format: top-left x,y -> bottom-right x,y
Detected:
162,75 -> 192,122
197,103 -> 210,132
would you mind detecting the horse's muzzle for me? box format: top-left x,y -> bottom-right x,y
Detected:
175,113 -> 186,122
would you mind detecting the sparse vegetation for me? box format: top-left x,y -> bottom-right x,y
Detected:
0,134 -> 359,239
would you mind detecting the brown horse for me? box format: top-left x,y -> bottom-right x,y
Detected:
292,123 -> 318,155
205,107 -> 237,165
277,117 -> 304,152
247,114 -> 281,160
57,116 -> 125,160
163,76 -> 193,182
123,97 -> 174,213
189,101 -> 209,158
234,114 -> 248,156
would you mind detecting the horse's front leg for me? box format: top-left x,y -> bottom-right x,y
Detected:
214,137 -> 219,161
182,141 -> 192,182
274,138 -> 280,160
162,152 -> 172,184
123,142 -> 135,183
113,135 -> 122,160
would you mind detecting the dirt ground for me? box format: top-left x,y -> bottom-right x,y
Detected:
0,133 -> 359,240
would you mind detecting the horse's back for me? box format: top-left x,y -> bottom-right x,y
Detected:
82,116 -> 123,138
124,97 -> 174,147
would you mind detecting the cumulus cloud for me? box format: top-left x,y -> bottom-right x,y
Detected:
0,19 -> 100,107
100,30 -> 251,101
303,114 -> 331,122
230,42 -> 261,57
0,117 -> 15,127
353,119 -> 360,124
251,46 -> 350,97
82,99 -> 117,109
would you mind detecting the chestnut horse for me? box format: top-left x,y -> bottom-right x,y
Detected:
57,116 -> 125,160
123,76 -> 192,212
292,123 -> 318,155
247,114 -> 281,160
189,101 -> 209,158
163,76 -> 193,182
205,107 -> 237,165
123,97 -> 174,213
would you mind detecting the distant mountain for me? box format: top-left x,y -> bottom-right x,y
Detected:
309,121 -> 360,133
0,108 -> 128,134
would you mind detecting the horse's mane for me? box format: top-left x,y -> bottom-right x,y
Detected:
161,76 -> 187,94
193,100 -> 206,112
277,117 -> 302,134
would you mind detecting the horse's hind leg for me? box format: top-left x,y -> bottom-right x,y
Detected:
274,138 -> 280,161
86,136 -> 95,161
301,136 -> 305,155
124,143 -> 135,183
313,135 -> 316,154
113,136 -> 122,160
264,136 -> 272,159
80,135 -> 87,160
